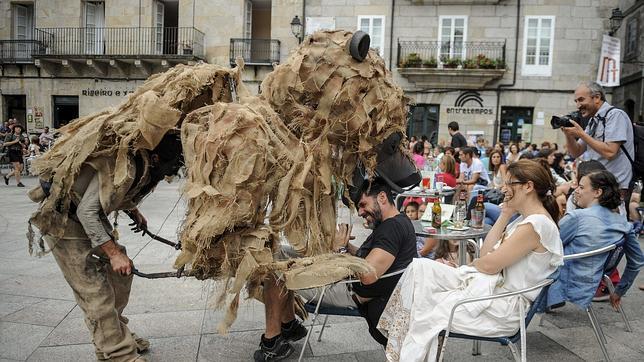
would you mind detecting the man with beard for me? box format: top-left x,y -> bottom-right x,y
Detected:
255,178 -> 417,361
39,133 -> 183,362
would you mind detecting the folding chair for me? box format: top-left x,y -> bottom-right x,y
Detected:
438,278 -> 555,362
555,241 -> 632,361
298,268 -> 407,362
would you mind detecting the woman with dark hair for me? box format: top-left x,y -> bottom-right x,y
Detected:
3,124 -> 26,187
506,143 -> 520,164
551,152 -> 569,181
549,170 -> 643,310
412,141 -> 425,169
378,159 -> 563,361
488,149 -> 507,189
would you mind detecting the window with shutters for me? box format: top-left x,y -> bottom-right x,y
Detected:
83,1 -> 105,55
357,15 -> 385,56
12,4 -> 34,59
522,16 -> 555,77
438,16 -> 467,60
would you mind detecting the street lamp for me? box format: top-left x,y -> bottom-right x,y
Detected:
609,8 -> 624,36
290,15 -> 303,43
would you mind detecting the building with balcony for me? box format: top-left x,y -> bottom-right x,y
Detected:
304,0 -> 621,145
0,0 -> 297,131
0,0 -> 623,146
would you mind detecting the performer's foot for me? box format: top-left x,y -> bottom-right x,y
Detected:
16,182 -> 24,187
132,333 -> 150,353
281,319 -> 307,342
253,334 -> 294,361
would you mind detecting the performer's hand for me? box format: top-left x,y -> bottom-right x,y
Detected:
100,240 -> 133,275
110,252 -> 133,276
334,223 -> 353,251
128,208 -> 148,235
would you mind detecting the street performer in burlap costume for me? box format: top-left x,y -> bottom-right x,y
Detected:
27,30 -> 419,362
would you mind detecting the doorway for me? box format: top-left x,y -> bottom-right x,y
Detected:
499,107 -> 533,145
52,96 -> 79,128
161,0 -> 179,55
408,104 -> 440,145
3,95 -> 27,127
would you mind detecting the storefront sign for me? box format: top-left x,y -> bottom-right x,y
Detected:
445,91 -> 494,115
596,35 -> 621,87
81,88 -> 134,97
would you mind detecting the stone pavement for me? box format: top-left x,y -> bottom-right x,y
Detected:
1,177 -> 643,361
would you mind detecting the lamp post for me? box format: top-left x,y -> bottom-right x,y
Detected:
609,8 -> 624,36
290,15 -> 303,43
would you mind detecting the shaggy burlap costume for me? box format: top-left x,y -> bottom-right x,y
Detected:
29,30 -> 410,332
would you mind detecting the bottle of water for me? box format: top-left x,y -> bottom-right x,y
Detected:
454,190 -> 467,228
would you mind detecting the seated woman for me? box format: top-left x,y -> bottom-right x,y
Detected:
488,149 -> 507,190
548,171 -> 644,310
377,160 -> 563,361
434,154 -> 457,188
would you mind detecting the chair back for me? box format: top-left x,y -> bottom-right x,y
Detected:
523,280 -> 552,327
602,238 -> 626,275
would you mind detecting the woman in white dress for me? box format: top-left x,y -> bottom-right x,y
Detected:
377,159 -> 564,361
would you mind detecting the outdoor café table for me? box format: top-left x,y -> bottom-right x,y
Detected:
395,188 -> 456,209
412,220 -> 492,266
412,220 -> 492,356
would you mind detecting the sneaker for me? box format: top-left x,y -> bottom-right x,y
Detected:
3,176 -> 8,185
16,182 -> 24,187
593,288 -> 610,302
253,334 -> 294,362
281,319 -> 307,342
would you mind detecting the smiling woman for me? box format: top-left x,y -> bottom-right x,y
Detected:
377,159 -> 563,361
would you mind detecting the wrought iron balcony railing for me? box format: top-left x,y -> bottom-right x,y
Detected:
33,27 -> 205,58
0,40 -> 46,63
397,40 -> 506,69
229,38 -> 280,66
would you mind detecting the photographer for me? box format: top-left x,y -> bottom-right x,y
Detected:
561,81 -> 634,212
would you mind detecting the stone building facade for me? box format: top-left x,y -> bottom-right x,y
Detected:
1,0 -> 625,146
612,0 -> 643,124
0,0 -> 301,132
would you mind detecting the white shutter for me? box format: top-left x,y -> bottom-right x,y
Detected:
155,1 -> 164,54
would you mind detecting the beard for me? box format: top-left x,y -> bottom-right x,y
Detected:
365,203 -> 384,229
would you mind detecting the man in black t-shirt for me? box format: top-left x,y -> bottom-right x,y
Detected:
448,121 -> 468,163
254,179 -> 416,361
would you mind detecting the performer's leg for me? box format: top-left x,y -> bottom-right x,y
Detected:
45,236 -> 140,362
263,272 -> 288,338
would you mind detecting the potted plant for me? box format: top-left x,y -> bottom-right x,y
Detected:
495,58 -> 506,69
405,53 -> 422,68
462,58 -> 477,69
476,54 -> 496,69
422,58 -> 438,68
441,55 -> 461,69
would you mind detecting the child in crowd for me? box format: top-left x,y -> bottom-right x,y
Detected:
433,239 -> 475,268
405,201 -> 436,259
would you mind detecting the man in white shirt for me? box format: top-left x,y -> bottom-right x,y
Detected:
457,147 -> 490,193
39,127 -> 54,148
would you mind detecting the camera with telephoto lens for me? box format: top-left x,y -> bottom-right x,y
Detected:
550,111 -> 583,129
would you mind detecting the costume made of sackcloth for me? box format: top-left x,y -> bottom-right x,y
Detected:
43,151 -> 153,362
377,214 -> 563,362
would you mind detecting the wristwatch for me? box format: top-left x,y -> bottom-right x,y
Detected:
337,246 -> 348,254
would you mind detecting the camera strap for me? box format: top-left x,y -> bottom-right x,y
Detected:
595,107 -> 635,165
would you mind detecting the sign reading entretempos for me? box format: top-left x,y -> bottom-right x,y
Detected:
596,35 -> 621,87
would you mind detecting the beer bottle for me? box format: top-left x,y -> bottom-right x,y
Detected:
431,191 -> 442,229
471,190 -> 485,229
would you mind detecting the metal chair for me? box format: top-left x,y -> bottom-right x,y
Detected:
437,278 -> 554,362
557,242 -> 632,361
298,268 -> 406,362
